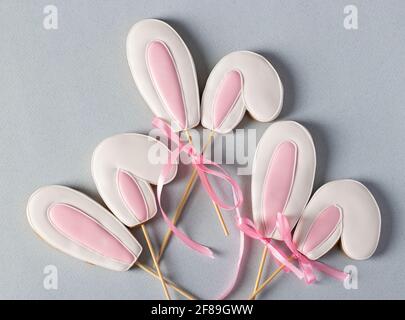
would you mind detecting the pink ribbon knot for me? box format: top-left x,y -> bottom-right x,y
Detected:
236,216 -> 305,278
275,212 -> 317,283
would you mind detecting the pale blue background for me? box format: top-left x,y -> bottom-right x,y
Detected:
0,0 -> 404,299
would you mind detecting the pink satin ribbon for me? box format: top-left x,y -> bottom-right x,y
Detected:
152,117 -> 244,258
237,213 -> 349,284
275,212 -> 348,283
236,217 -> 305,278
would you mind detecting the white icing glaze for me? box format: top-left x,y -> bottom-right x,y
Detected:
127,19 -> 200,132
294,180 -> 381,260
201,51 -> 283,134
91,133 -> 177,227
252,121 -> 316,239
27,185 -> 142,271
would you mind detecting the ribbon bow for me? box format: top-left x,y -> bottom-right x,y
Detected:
236,216 -> 305,278
275,213 -> 317,283
152,117 -> 244,257
276,212 -> 349,283
237,213 -> 349,284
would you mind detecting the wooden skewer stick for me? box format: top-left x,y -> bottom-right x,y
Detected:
249,255 -> 295,300
251,246 -> 268,300
184,129 -> 229,236
135,262 -> 196,300
157,130 -> 229,261
141,224 -> 171,300
212,200 -> 229,236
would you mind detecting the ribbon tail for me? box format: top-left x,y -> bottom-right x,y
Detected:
156,157 -> 214,258
311,260 -> 349,282
158,201 -> 214,258
215,205 -> 246,300
298,259 -> 317,284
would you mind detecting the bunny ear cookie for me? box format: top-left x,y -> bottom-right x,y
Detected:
91,133 -> 177,227
294,180 -> 381,260
201,51 -> 283,134
27,185 -> 142,271
127,19 -> 200,132
252,121 -> 316,240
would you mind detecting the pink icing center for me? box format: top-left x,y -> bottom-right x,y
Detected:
262,141 -> 297,235
146,40 -> 186,129
302,205 -> 342,255
213,70 -> 242,129
48,204 -> 134,264
117,169 -> 149,223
